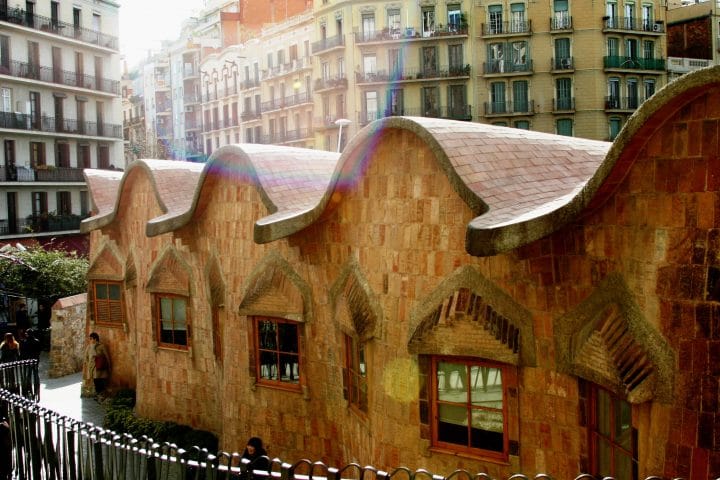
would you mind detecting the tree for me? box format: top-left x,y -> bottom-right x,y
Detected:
0,244 -> 88,304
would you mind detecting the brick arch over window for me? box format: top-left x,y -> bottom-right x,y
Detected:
87,242 -> 124,283
206,255 -> 226,362
329,260 -> 383,341
408,265 -> 536,367
146,247 -> 192,297
238,251 -> 312,323
554,274 -> 674,404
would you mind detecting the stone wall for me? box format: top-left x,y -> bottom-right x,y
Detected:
48,293 -> 87,379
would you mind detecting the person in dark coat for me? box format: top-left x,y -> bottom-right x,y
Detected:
14,304 -> 29,337
19,329 -> 41,361
241,437 -> 270,477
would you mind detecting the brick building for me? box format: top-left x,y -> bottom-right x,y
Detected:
81,65 -> 720,479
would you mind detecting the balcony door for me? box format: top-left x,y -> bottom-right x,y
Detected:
6,192 -> 17,234
52,46 -> 62,83
27,41 -> 39,79
448,85 -> 466,118
491,82 -> 506,114
29,91 -> 40,129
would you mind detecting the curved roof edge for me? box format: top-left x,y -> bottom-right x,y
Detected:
255,116 -> 491,243
149,144 -> 340,239
466,65 -> 720,257
80,161 -> 169,233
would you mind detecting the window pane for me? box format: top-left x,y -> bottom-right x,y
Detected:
438,361 -> 467,398
471,367 -> 502,404
259,320 -> 277,349
108,283 -> 121,300
260,351 -> 278,379
470,408 -> 504,451
438,403 -> 469,445
598,437 -> 612,476
160,297 -> 173,328
278,322 -> 298,352
279,353 -> 299,382
173,299 -> 187,330
96,283 -> 108,299
615,397 -> 632,449
615,450 -> 633,479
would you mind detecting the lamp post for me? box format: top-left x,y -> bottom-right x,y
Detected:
335,118 -> 351,153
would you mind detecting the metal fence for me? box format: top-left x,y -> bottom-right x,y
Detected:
0,361 -> 713,480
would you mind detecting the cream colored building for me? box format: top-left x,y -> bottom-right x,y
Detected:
0,0 -> 122,242
311,0 -> 667,146
200,11 -> 315,155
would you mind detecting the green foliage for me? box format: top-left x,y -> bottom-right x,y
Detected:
104,390 -> 218,452
0,244 -> 88,302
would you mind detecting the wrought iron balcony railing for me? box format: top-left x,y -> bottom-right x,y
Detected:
604,95 -> 648,110
0,59 -> 119,94
481,20 -> 532,36
354,25 -> 468,43
0,6 -> 118,49
358,105 -> 473,125
483,100 -> 535,116
0,165 -> 85,183
551,57 -> 574,70
553,97 -> 576,112
260,92 -> 312,113
0,111 -> 122,138
311,34 -> 344,54
550,14 -> 572,30
314,76 -> 348,91
603,16 -> 665,33
603,56 -> 665,71
483,60 -> 534,75
355,64 -> 471,84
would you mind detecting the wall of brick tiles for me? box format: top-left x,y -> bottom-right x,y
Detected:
87,84 -> 719,478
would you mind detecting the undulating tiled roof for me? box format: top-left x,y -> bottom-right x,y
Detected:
81,64 -> 720,256
81,160 -> 205,233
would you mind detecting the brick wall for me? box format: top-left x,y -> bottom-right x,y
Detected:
48,294 -> 87,379
87,80 -> 719,478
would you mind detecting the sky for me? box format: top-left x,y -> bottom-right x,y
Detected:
119,0 -> 203,68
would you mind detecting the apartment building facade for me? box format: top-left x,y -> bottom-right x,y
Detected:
200,11 -> 316,156
666,0 -> 720,79
0,0 -> 122,249
310,0 -> 667,147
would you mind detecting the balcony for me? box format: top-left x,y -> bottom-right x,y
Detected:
241,110 -> 261,121
605,96 -> 645,111
0,111 -> 122,138
0,60 -> 120,95
483,60 -> 534,75
551,57 -> 575,72
483,100 -> 535,116
241,79 -> 260,90
0,6 -> 118,49
0,165 -> 85,182
262,57 -> 312,80
356,65 -> 471,84
355,25 -> 468,44
311,34 -> 344,55
313,116 -> 344,130
550,14 -> 572,31
184,94 -> 202,105
603,56 -> 665,72
552,98 -> 576,112
261,128 -> 312,145
0,214 -> 84,236
603,16 -> 665,34
260,92 -> 312,112
314,76 -> 348,92
481,20 -> 532,37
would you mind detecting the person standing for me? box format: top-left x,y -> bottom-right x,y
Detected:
0,333 -> 20,363
86,332 -> 110,400
241,436 -> 270,476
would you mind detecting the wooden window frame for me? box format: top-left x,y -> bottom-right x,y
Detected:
588,384 -> 638,480
92,280 -> 124,326
343,334 -> 368,413
155,293 -> 190,350
430,356 -> 509,461
253,316 -> 301,391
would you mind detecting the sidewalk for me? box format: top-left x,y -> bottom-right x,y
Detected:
37,351 -> 106,426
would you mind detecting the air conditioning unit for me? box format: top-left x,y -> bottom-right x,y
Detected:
652,23 -> 661,32
184,106 -> 193,112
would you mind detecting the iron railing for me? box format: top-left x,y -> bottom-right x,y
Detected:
355,65 -> 471,83
483,60 -> 533,74
314,76 -> 348,91
603,56 -> 665,71
0,111 -> 122,138
0,6 -> 119,49
481,20 -> 532,36
311,34 -> 344,54
0,361 -> 711,480
483,100 -> 535,116
354,25 -> 468,43
603,16 -> 665,33
1,59 -> 120,94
